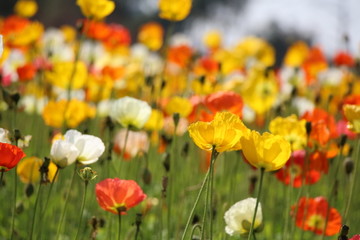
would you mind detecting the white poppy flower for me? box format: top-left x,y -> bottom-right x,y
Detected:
50,139 -> 80,168
224,198 -> 263,236
0,128 -> 11,144
110,96 -> 152,129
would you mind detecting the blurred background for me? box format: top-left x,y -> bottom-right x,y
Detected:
1,0 -> 359,59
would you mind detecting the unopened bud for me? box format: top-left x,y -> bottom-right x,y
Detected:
162,152 -> 170,172
339,135 -> 348,147
25,184 -> 34,198
162,176 -> 168,198
78,167 -> 97,184
305,122 -> 312,136
344,158 -> 354,175
249,174 -> 258,195
142,168 -> 152,185
173,113 -> 180,129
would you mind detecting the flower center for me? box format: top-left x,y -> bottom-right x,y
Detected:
306,214 -> 325,230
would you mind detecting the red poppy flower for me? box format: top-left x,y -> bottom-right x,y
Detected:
292,197 -> 341,236
167,45 -> 193,68
0,143 -> 26,172
81,19 -> 111,41
95,178 -> 146,215
333,51 -> 355,67
103,24 -> 131,49
276,150 -> 321,188
17,63 -> 36,82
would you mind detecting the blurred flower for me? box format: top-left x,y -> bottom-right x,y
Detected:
292,197 -> 341,236
50,136 -> 79,168
241,67 -> 278,115
42,99 -> 96,128
0,143 -> 26,172
0,128 -> 11,144
350,235 -> 360,240
343,104 -> 360,133
110,97 -> 152,129
14,0 -> 38,18
76,0 -> 115,20
203,30 -> 222,50
302,46 -> 327,85
204,91 -> 243,119
103,24 -> 131,50
95,178 -> 147,215
158,0 -> 192,22
144,109 -> 164,131
188,111 -> 249,152
284,41 -> 309,67
301,108 -> 339,146
269,115 -> 307,150
167,44 -> 193,68
45,61 -> 88,90
113,129 -> 149,160
241,131 -> 291,171
333,51 -> 355,67
17,157 -> 57,184
138,22 -> 163,51
163,116 -> 188,136
164,96 -> 193,118
17,63 -> 36,82
275,150 -> 321,188
224,198 -> 263,236
0,35 -> 3,57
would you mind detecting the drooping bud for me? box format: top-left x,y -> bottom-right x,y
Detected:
343,158 -> 354,175
78,167 -> 97,184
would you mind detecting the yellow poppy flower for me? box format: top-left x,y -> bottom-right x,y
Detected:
45,61 -> 88,90
343,104 -> 360,133
14,0 -> 38,18
269,115 -> 307,150
240,131 -> 291,171
165,96 -> 193,118
76,0 -> 115,20
158,0 -> 192,22
203,30 -> 222,50
284,41 -> 309,67
138,22 -> 164,51
144,109 -> 164,131
17,157 -> 58,184
42,99 -> 96,128
188,111 -> 249,152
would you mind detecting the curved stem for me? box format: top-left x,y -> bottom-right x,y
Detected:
10,166 -> 18,240
74,182 -> 89,240
180,169 -> 210,240
29,183 -> 43,240
247,168 -> 265,240
56,165 -> 77,240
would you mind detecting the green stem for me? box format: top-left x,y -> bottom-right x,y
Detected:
10,166 -> 18,240
247,168 -> 265,240
201,148 -> 218,240
167,128 -> 177,240
36,167 -> 60,238
180,168 -> 211,240
74,182 -> 89,240
56,165 -> 77,240
118,213 -> 122,240
343,138 -> 360,224
321,146 -> 343,240
29,183 -> 43,240
0,171 -> 4,188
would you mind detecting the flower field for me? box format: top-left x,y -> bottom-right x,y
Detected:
1,0 -> 360,239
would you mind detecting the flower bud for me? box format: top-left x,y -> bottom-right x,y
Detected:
344,158 -> 354,175
78,167 -> 97,184
142,167 -> 152,185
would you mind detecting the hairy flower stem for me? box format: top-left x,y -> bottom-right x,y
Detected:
74,182 -> 89,240
10,166 -> 18,240
343,138 -> 360,224
56,165 -> 77,240
118,213 -> 122,240
201,148 -> 218,240
181,169 -> 211,240
321,146 -> 344,240
29,183 -> 43,240
247,168 -> 265,240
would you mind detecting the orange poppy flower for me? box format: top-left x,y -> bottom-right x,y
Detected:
0,143 -> 26,172
167,45 -> 193,68
95,178 -> 146,215
102,24 -> 131,50
292,197 -> 341,236
302,46 -> 327,85
82,19 -> 111,41
343,94 -> 360,106
301,108 -> 338,146
203,91 -> 243,119
17,63 -> 36,82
